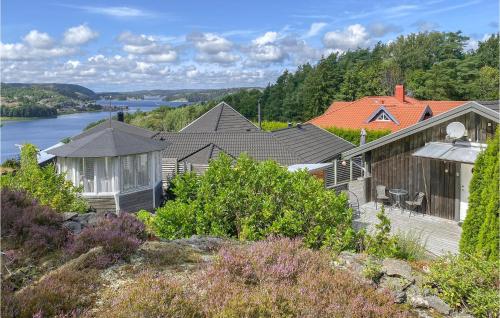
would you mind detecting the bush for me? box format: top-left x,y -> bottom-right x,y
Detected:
364,206 -> 397,258
0,189 -> 69,256
67,213 -> 146,267
10,266 -> 101,318
427,254 -> 499,317
0,144 -> 88,213
148,154 -> 355,250
460,130 -> 499,261
393,230 -> 428,261
325,127 -> 391,146
96,238 -> 409,318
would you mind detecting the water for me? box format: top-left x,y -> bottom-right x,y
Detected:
1,100 -> 189,162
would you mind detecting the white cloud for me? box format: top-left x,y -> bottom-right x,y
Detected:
304,22 -> 327,38
368,22 -> 402,37
73,5 -> 154,18
252,32 -> 279,46
196,51 -> 240,64
0,42 -> 77,61
63,25 -> 98,46
187,32 -> 233,53
23,30 -> 54,49
323,24 -> 371,50
117,31 -> 178,63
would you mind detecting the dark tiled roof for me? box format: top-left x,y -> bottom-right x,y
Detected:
180,102 -> 259,132
180,143 -> 234,164
476,100 -> 499,112
271,124 -> 355,162
72,119 -> 156,141
48,127 -> 167,157
155,132 -> 301,165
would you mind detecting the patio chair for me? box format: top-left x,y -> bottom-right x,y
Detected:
375,185 -> 390,209
405,192 -> 425,216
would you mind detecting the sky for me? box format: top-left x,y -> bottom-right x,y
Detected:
1,0 -> 498,92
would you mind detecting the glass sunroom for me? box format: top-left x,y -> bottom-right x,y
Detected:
48,120 -> 166,212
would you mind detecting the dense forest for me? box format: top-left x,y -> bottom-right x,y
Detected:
223,32 -> 499,122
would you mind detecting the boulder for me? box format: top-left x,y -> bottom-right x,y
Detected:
382,258 -> 414,280
61,212 -> 78,221
63,221 -> 82,235
424,295 -> 451,315
335,251 -> 367,276
378,276 -> 413,304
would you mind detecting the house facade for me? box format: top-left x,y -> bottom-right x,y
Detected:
342,101 -> 499,221
308,85 -> 464,132
48,120 -> 165,213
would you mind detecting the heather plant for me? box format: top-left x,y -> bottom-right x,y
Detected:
67,213 -> 146,267
1,189 -> 69,257
10,266 -> 101,318
96,238 -> 409,318
148,154 -> 355,251
427,254 -> 499,317
0,144 -> 88,213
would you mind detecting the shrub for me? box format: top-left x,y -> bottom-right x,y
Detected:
427,254 -> 499,317
460,130 -> 499,261
11,267 -> 101,318
148,154 -> 355,251
0,189 -> 69,256
96,238 -> 409,318
364,206 -> 398,258
67,213 -> 146,267
325,126 -> 391,146
393,230 -> 428,261
0,144 -> 88,213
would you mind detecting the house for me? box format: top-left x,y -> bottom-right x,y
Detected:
154,102 -> 359,187
308,85 -> 464,132
342,101 -> 499,221
48,120 -> 166,213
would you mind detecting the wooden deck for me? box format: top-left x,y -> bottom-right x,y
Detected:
353,202 -> 462,256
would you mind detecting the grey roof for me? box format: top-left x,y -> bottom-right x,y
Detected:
155,132 -> 301,165
180,102 -> 260,133
48,127 -> 167,157
476,100 -> 499,113
179,143 -> 234,164
412,141 -> 486,164
72,119 -> 156,141
343,101 -> 499,159
270,124 -> 355,162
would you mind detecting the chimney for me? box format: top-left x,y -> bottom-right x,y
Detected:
395,85 -> 405,102
117,111 -> 124,122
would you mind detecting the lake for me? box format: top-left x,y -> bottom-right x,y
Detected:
0,99 -> 188,162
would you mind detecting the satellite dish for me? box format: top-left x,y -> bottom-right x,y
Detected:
446,122 -> 466,139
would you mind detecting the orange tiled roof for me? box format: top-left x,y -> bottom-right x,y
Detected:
308,94 -> 464,132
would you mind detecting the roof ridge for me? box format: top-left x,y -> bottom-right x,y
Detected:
214,102 -> 225,131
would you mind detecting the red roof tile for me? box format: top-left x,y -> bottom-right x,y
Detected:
308,88 -> 465,132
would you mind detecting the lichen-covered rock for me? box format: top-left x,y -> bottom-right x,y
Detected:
378,276 -> 413,303
168,235 -> 228,253
424,295 -> 451,315
62,212 -> 78,221
382,258 -> 414,280
63,220 -> 82,234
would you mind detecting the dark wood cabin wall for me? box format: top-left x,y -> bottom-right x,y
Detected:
119,189 -> 154,212
86,196 -> 116,213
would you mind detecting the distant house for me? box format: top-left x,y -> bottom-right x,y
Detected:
308,85 -> 464,132
155,102 -> 359,187
342,101 -> 499,221
48,120 -> 166,213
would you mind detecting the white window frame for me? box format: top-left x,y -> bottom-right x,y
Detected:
376,112 -> 391,121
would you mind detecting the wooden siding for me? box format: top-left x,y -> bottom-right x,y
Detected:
367,113 -> 496,220
85,196 -> 116,213
119,189 -> 153,212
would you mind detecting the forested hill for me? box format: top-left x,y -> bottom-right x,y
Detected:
2,83 -> 98,100
221,32 -> 499,122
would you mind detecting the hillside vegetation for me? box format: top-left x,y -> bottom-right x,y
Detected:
0,83 -> 99,117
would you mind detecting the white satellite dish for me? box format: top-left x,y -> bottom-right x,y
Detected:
446,122 -> 466,139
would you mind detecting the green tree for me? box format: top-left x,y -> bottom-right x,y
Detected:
0,144 -> 88,212
460,131 -> 499,261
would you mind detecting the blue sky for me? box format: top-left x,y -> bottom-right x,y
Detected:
1,0 -> 498,91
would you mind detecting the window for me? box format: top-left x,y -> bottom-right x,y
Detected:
136,153 -> 149,187
376,112 -> 390,121
121,153 -> 151,191
97,158 -> 112,193
121,155 -> 135,191
83,158 -> 95,193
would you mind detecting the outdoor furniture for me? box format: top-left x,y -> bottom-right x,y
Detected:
389,188 -> 409,212
405,192 -> 425,216
375,185 -> 390,209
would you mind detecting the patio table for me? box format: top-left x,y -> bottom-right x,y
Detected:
389,188 -> 408,212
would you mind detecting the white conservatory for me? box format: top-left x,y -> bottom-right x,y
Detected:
48,120 -> 167,212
